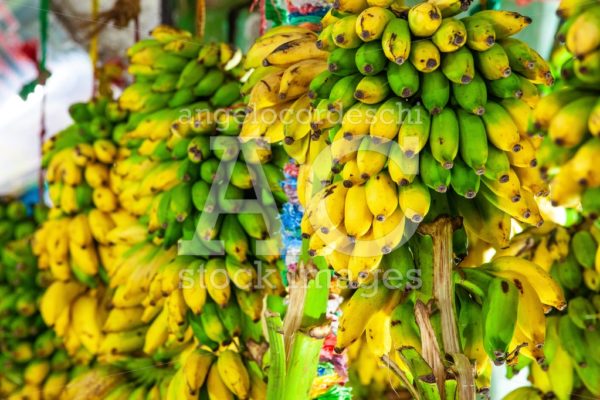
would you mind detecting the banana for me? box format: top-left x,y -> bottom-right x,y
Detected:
408,2 -> 442,37
309,182 -> 349,233
216,350 -> 250,399
482,168 -> 522,202
40,280 -> 85,327
354,74 -> 390,104
365,171 -> 398,221
333,14 -> 363,49
566,5 -> 600,58
421,69 -> 450,115
451,156 -> 480,198
381,18 -> 412,64
457,109 -> 488,175
409,39 -> 441,72
482,277 -> 519,364
308,70 -> 342,100
432,18 -> 467,52
472,10 -> 532,39
328,47 -> 360,76
462,16 -> 496,51
476,44 -> 513,81
452,72 -> 487,115
356,7 -> 395,42
245,29 -> 317,69
420,148 -> 451,193
333,0 -> 369,14
335,283 -> 392,352
387,60 -> 420,98
548,96 -> 596,148
357,136 -> 389,179
482,101 -> 520,152
398,177 -> 431,223
370,97 -> 406,141
372,207 -> 406,254
483,256 -> 566,311
279,59 -> 327,101
430,107 -> 459,169
355,42 -> 387,76
203,258 -> 231,307
328,74 -> 362,112
557,314 -> 588,368
441,45 -> 475,84
183,349 -> 214,396
572,230 -> 598,269
398,103 -> 431,157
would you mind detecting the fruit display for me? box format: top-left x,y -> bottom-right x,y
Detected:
243,2 -> 553,262
25,24 -> 290,399
531,0 -> 600,210
239,0 -> 566,397
0,199 -> 80,400
497,220 -> 600,399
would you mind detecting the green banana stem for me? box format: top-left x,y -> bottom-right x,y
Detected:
419,216 -> 475,400
283,324 -> 331,400
266,311 -> 286,400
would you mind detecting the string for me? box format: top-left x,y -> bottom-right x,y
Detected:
196,0 -> 206,41
250,0 -> 267,35
90,0 -> 99,97
38,0 -> 50,204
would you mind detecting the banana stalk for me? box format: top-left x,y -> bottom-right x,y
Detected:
266,312 -> 286,400
418,216 -> 476,400
283,325 -> 330,400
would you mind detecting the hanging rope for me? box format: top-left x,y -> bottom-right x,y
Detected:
38,0 -> 50,203
196,0 -> 206,40
250,0 -> 268,35
90,0 -> 99,97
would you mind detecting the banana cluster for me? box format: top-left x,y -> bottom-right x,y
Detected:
334,232 -> 563,395
500,220 -> 600,399
532,0 -> 600,209
242,1 -> 554,291
0,200 -> 79,400
30,24 -> 290,399
44,97 -> 126,216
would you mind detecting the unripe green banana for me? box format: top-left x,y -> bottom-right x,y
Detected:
482,278 -> 519,364
387,60 -> 419,98
556,253 -> 583,292
487,73 -> 523,99
452,72 -> 487,116
451,156 -> 480,199
568,296 -> 598,331
308,70 -> 342,100
398,103 -> 430,158
355,41 -> 387,75
483,145 -> 510,183
430,107 -> 459,169
420,148 -> 451,193
421,69 -> 450,115
457,109 -> 488,175
572,231 -> 598,269
328,47 -> 360,76
462,16 -> 495,51
441,45 -> 475,84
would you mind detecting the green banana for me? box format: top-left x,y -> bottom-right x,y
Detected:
421,69 -> 450,115
430,108 -> 459,169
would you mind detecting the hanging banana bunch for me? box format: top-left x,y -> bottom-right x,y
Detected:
533,0 -> 600,210
501,219 -> 600,399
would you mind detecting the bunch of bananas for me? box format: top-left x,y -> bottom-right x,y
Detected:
0,200 -> 81,400
498,220 -> 600,399
531,0 -> 600,210
43,96 -> 126,216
